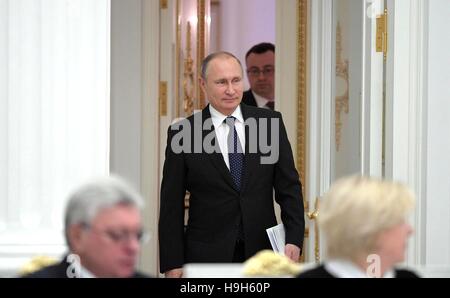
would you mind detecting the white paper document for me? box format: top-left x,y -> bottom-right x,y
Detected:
266,223 -> 285,255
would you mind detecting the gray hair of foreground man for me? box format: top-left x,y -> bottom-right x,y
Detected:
319,175 -> 415,260
64,176 -> 144,248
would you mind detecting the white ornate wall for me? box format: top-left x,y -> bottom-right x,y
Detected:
110,0 -> 142,189
108,0 -> 160,276
424,0 -> 450,268
384,0 -> 450,273
332,0 -> 364,180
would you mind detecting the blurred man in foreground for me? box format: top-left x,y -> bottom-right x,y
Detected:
24,176 -> 149,278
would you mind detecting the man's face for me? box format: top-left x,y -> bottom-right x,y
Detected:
200,56 -> 244,116
246,51 -> 275,100
71,204 -> 142,278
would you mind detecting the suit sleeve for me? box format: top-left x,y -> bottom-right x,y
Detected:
158,126 -> 187,273
273,113 -> 305,248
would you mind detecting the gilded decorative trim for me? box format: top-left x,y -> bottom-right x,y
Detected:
335,22 -> 349,151
176,0 -> 181,118
183,22 -> 195,115
196,0 -> 206,109
307,197 -> 320,263
297,0 -> 308,263
297,0 -> 307,206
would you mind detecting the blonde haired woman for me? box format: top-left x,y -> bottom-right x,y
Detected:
298,175 -> 419,278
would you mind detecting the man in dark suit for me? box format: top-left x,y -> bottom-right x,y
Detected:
23,176 -> 150,278
159,52 -> 304,278
242,43 -> 276,110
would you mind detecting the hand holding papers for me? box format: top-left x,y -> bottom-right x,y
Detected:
266,223 -> 285,255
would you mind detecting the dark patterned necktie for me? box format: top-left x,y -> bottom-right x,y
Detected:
225,116 -> 244,191
265,101 -> 275,110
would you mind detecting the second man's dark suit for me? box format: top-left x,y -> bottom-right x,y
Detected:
242,90 -> 257,107
159,103 -> 305,273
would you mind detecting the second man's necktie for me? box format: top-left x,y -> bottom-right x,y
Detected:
265,101 -> 275,110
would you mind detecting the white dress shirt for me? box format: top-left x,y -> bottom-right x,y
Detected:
209,105 -> 245,170
79,265 -> 96,278
325,259 -> 394,278
252,90 -> 274,109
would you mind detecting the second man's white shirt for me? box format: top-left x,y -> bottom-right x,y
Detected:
252,90 -> 274,109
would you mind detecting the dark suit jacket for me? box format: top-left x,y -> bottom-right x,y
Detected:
159,103 -> 304,273
22,257 -> 150,278
242,90 -> 257,107
296,264 -> 420,278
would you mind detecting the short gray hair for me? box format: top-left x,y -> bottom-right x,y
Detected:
201,51 -> 243,80
64,175 -> 144,246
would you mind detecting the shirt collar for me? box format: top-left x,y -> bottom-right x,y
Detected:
325,259 -> 395,278
252,90 -> 273,108
209,104 -> 244,128
80,265 -> 96,278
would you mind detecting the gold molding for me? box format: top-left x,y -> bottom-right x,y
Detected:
297,0 -> 308,263
307,197 -> 320,263
183,22 -> 195,115
335,22 -> 349,151
297,0 -> 307,206
175,0 -> 181,118
196,0 -> 206,110
159,81 -> 168,116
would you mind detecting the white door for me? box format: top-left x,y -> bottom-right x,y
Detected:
305,0 -> 386,263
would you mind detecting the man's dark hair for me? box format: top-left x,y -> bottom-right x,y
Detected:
201,51 -> 243,80
245,42 -> 275,60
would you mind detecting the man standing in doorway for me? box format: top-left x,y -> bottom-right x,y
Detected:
159,51 -> 304,278
242,42 -> 276,110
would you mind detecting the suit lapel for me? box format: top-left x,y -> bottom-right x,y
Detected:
201,106 -> 237,192
243,90 -> 258,107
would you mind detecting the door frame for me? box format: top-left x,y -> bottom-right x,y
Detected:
300,0 -> 386,263
140,0 -> 161,276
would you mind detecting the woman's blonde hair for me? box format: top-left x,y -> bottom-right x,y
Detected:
319,175 -> 415,260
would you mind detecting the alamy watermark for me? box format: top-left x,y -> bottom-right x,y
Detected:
366,0 -> 382,19
169,113 -> 280,165
366,254 -> 381,278
66,254 -> 81,278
